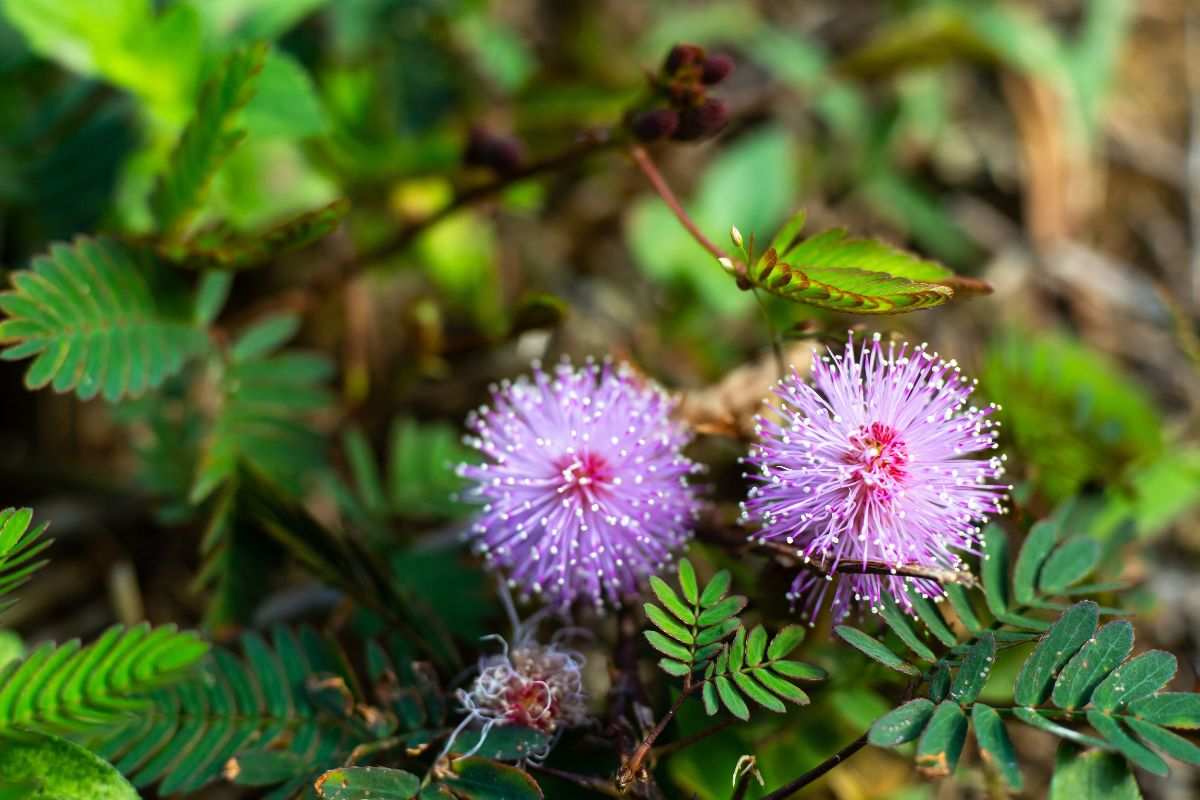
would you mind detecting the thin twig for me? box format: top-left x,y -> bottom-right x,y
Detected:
529,764 -> 623,798
758,733 -> 869,800
628,145 -> 728,262
617,686 -> 695,791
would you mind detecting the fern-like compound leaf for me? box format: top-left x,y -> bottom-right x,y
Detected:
0,508 -> 51,615
0,237 -> 209,402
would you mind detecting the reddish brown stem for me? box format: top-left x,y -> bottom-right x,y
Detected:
616,685 -> 695,791
628,145 -> 728,262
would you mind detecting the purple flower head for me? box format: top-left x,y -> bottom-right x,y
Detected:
740,333 -> 1009,622
459,358 -> 703,611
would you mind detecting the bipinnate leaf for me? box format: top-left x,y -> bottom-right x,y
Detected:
315,767 -> 420,799
0,237 -> 209,402
1013,601 -> 1098,707
153,44 -> 268,236
869,698 -> 935,747
915,701 -> 967,777
736,212 -> 969,314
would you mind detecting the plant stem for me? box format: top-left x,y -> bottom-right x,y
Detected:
751,287 -> 785,377
628,145 -> 728,262
758,733 -> 869,800
617,686 -> 694,791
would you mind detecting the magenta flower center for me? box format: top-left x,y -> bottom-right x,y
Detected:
847,422 -> 909,498
555,450 -> 613,503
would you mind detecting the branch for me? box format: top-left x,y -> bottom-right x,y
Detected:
759,733 -> 868,800
617,685 -> 695,792
628,145 -> 728,262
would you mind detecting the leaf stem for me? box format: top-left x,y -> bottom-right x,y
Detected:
758,733 -> 869,800
628,145 -> 729,263
617,685 -> 696,791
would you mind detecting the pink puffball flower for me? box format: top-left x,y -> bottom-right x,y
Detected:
740,333 -> 1009,622
458,359 -> 703,611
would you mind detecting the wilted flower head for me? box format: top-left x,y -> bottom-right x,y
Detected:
458,358 -> 703,610
456,631 -> 588,742
740,333 -> 1009,622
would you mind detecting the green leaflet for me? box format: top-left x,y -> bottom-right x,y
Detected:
0,731 -> 139,800
315,767 -> 420,799
152,44 -> 268,237
730,210 -> 976,314
0,624 -> 208,738
0,508 -> 51,616
0,238 -> 208,402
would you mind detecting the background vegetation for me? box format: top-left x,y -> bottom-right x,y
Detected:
1,0 -> 1199,798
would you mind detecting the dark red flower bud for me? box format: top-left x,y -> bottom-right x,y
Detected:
464,127 -> 525,175
664,43 -> 705,75
701,54 -> 734,85
629,108 -> 680,142
672,98 -> 729,141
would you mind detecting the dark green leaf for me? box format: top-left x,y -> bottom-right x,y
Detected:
169,200 -> 349,271
732,671 -> 785,713
1087,711 -> 1167,776
907,586 -> 960,644
766,625 -> 805,661
751,668 -> 810,705
649,576 -> 695,624
981,524 -> 1010,617
715,676 -> 750,721
1014,601 -> 1099,707
677,559 -> 699,605
771,660 -> 827,681
835,626 -> 919,676
878,593 -> 936,662
447,727 -> 551,762
316,767 -> 421,799
1013,707 -> 1108,748
231,314 -> 300,363
949,632 -> 995,705
1052,620 -> 1133,711
1127,693 -> 1200,729
942,583 -> 981,635
1091,650 -> 1177,712
442,756 -> 542,800
868,698 -> 935,747
1013,518 -> 1060,605
1125,717 -> 1200,766
643,603 -> 693,645
644,631 -> 692,662
915,701 -> 967,777
972,703 -> 1022,789
658,658 -> 691,677
695,618 -> 740,647
696,595 -> 746,627
746,626 -> 768,667
702,669 -> 718,716
1049,742 -> 1142,800
1039,538 -> 1102,595
928,662 -> 951,703
699,570 -> 731,607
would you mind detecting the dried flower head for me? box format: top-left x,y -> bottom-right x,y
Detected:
459,359 -> 703,610
740,333 -> 1010,622
457,632 -> 588,742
